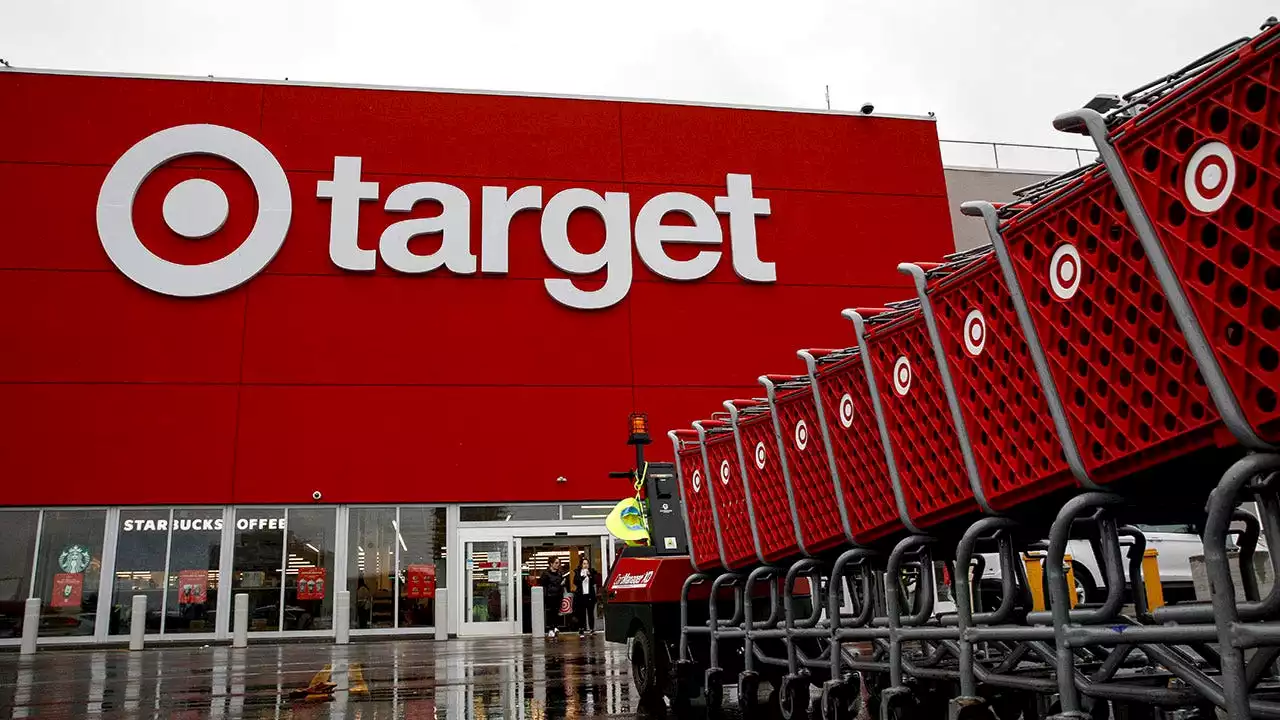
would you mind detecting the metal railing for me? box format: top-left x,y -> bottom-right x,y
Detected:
940,139 -> 1099,173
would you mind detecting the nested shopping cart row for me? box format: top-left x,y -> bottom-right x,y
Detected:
669,20 -> 1280,571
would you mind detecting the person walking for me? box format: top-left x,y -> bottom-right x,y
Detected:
574,556 -> 601,636
355,577 -> 373,629
539,557 -> 567,638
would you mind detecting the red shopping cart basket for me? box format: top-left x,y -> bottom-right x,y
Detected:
1077,21 -> 1280,447
802,348 -> 904,543
668,428 -> 720,571
847,303 -> 984,530
694,419 -> 760,570
727,398 -> 804,565
980,165 -> 1224,485
760,374 -> 848,555
903,250 -> 1077,512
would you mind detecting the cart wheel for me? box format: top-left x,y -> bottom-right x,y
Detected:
737,671 -> 762,713
877,686 -> 916,720
779,674 -> 811,720
820,679 -> 857,720
704,668 -> 725,710
672,659 -> 700,711
949,696 -> 995,720
628,628 -> 667,710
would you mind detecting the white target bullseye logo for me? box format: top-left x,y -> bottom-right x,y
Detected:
838,393 -> 855,428
892,357 -> 912,396
794,419 -> 809,451
719,459 -> 732,485
1049,244 -> 1082,301
963,309 -> 987,357
691,469 -> 702,493
1184,141 -> 1236,214
96,124 -> 293,298
754,441 -> 768,469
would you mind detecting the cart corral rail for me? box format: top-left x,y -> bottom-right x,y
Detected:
605,16 -> 1280,720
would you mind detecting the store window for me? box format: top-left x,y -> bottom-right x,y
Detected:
397,507 -> 446,628
348,508 -> 396,630
346,507 -> 447,631
165,508 -> 223,634
282,508 -> 335,631
560,504 -> 615,521
460,505 -> 559,522
231,508 -> 285,632
110,509 -> 169,636
0,510 -> 39,639
33,510 -> 106,637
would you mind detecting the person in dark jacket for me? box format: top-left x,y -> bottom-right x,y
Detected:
573,556 -> 602,636
539,558 -> 567,638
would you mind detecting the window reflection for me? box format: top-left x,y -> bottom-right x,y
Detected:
282,508 -> 335,631
0,510 -> 38,639
34,510 -> 105,637
460,505 -> 559,522
231,509 -> 285,632
165,508 -> 222,634
111,509 -> 168,635
348,508 -> 396,629
397,508 -> 446,628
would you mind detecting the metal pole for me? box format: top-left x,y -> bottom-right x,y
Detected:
129,595 -> 146,651
232,593 -> 249,648
20,597 -> 39,655
434,588 -> 448,641
334,590 -> 351,645
531,586 -> 545,638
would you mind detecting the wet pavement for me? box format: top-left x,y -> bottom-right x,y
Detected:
0,635 -> 667,719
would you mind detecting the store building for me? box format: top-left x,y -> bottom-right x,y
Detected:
0,68 -> 960,645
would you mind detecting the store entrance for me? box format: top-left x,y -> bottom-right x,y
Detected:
518,536 -> 605,635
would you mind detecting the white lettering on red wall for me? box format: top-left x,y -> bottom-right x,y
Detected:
97,124 -> 776,310
123,517 -> 225,532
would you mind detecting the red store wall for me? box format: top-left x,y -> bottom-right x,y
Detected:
0,71 -> 954,507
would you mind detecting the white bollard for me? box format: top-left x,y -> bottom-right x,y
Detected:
232,593 -> 249,648
530,586 -> 545,638
334,590 -> 350,645
129,595 -> 147,651
20,597 -> 39,655
434,589 -> 448,641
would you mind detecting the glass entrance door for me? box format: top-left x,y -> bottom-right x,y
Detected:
516,535 -> 608,635
459,532 -> 516,636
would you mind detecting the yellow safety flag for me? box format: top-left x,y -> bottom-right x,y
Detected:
606,497 -> 650,545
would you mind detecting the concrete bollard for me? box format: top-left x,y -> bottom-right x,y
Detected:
434,589 -> 448,641
232,593 -> 249,648
334,590 -> 350,645
530,586 -> 545,638
129,595 -> 147,651
20,597 -> 39,655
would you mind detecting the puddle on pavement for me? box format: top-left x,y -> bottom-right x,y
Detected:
0,638 -> 768,719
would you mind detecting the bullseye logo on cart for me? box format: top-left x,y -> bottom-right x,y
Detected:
96,124 -> 778,310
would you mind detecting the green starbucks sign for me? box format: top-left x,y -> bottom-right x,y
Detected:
58,544 -> 92,574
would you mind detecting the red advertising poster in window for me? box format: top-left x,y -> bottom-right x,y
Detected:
51,573 -> 83,608
405,564 -> 436,599
296,567 -> 326,601
177,570 -> 209,605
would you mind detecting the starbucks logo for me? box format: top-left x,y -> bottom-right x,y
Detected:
59,544 -> 92,574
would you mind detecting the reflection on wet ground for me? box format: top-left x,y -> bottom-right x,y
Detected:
0,635 -> 716,720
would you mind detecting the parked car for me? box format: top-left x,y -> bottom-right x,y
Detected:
970,523 -> 1250,606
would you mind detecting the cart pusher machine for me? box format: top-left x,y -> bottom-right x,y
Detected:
604,17 -> 1280,720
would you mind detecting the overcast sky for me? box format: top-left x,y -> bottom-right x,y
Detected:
4,2 -> 1275,149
